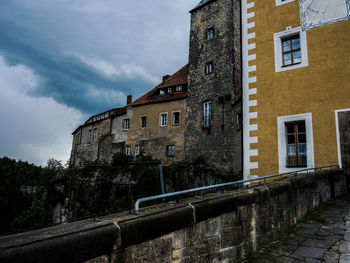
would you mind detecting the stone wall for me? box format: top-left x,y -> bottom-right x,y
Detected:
1,170 -> 347,263
185,0 -> 242,172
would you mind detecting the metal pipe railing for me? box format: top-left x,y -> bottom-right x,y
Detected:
133,165 -> 338,214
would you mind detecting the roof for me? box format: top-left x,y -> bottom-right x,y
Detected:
128,64 -> 188,107
72,107 -> 126,134
190,0 -> 215,13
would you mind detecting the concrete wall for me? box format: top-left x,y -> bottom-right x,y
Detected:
185,0 -> 242,172
1,169 -> 346,263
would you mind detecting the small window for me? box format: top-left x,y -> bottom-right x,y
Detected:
207,28 -> 214,40
124,119 -> 130,131
141,116 -> 147,128
203,101 -> 212,127
205,62 -> 213,74
126,145 -> 131,156
166,145 -> 175,157
160,89 -> 165,95
135,145 -> 140,156
176,85 -> 183,92
168,87 -> 172,93
160,113 -> 167,127
282,35 -> 301,66
285,121 -> 307,167
89,129 -> 93,142
93,128 -> 98,142
172,112 -> 180,126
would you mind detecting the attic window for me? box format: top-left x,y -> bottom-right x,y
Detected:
176,85 -> 182,92
160,89 -> 165,95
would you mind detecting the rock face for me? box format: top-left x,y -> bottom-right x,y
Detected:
185,0 -> 242,172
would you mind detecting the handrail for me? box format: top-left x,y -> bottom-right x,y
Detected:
133,165 -> 339,214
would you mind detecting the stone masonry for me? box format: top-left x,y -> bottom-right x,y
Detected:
185,0 -> 242,172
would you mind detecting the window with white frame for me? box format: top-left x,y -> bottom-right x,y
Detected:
276,0 -> 295,6
274,27 -> 308,72
125,145 -> 131,156
159,89 -> 165,95
166,145 -> 175,157
203,101 -> 212,127
135,145 -> 140,156
205,62 -> 213,74
124,119 -> 130,131
141,116 -> 147,129
168,87 -> 172,93
160,113 -> 167,127
172,112 -> 180,126
176,85 -> 183,92
93,128 -> 98,142
277,113 -> 314,173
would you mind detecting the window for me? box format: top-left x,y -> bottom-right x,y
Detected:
160,89 -> 165,95
277,113 -> 314,173
166,145 -> 175,157
135,145 -> 140,156
274,27 -> 308,72
141,116 -> 147,128
168,87 -> 172,93
172,112 -> 180,126
205,62 -> 213,74
124,119 -> 130,131
126,145 -> 131,156
276,0 -> 295,6
203,101 -> 212,127
281,35 -> 301,66
88,129 -> 93,142
93,128 -> 98,142
285,121 -> 307,167
176,85 -> 183,92
207,28 -> 214,40
160,113 -> 167,127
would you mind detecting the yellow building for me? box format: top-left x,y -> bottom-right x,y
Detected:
241,0 -> 350,179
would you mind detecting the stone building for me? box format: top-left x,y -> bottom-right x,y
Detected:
70,65 -> 188,167
241,0 -> 350,179
184,0 -> 242,172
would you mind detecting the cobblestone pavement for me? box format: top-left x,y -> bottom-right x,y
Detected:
251,195 -> 350,263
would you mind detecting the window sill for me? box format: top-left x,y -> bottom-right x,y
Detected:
282,62 -> 301,68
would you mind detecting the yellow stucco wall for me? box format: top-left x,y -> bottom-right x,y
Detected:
249,0 -> 350,176
125,99 -> 186,166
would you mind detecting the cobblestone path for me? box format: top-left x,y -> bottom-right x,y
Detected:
251,195 -> 350,263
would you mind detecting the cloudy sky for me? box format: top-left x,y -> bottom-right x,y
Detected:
0,0 -> 199,166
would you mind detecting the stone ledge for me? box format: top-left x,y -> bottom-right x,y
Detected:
0,220 -> 118,263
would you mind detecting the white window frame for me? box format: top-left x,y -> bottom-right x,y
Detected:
205,62 -> 213,74
274,27 -> 308,72
126,145 -> 131,156
172,111 -> 180,126
124,119 -> 130,131
135,145 -> 140,156
168,87 -> 172,93
176,85 -> 183,92
203,101 -> 212,127
166,145 -> 175,157
276,0 -> 295,6
93,128 -> 98,142
160,113 -> 167,127
277,113 -> 314,173
160,89 -> 165,95
140,116 -> 147,129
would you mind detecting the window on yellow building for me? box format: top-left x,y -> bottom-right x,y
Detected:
282,35 -> 301,66
285,121 -> 307,167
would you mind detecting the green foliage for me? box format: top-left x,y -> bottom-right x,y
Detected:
193,155 -> 206,165
112,152 -> 131,167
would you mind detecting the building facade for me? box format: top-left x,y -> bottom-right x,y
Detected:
70,65 -> 188,167
185,0 -> 242,172
241,0 -> 350,179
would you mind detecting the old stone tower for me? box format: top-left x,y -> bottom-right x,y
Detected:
185,0 -> 242,172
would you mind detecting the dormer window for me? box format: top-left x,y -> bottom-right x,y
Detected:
176,85 -> 182,92
168,87 -> 172,93
160,89 -> 165,95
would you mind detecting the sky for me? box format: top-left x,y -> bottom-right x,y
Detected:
0,0 -> 199,166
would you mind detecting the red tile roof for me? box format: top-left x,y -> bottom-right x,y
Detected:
128,64 -> 188,107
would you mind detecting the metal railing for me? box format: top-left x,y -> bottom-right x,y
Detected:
133,165 -> 339,214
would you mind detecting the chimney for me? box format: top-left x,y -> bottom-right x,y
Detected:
127,95 -> 132,104
162,75 -> 171,82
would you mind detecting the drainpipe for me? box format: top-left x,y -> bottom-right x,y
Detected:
159,163 -> 165,195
